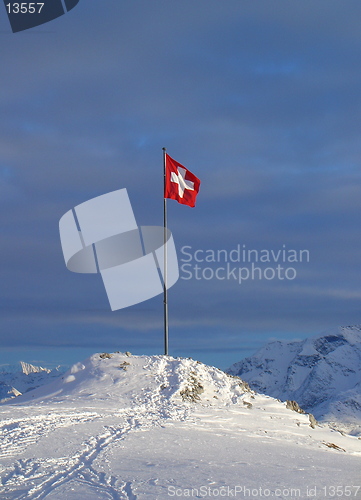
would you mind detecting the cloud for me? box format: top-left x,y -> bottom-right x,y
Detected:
1,0 -> 361,367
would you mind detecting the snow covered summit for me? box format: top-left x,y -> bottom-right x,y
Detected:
227,325 -> 361,434
13,352 -> 251,410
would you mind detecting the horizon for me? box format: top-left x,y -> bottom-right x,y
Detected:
0,322 -> 358,372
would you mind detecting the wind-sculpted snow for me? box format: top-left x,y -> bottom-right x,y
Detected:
227,325 -> 361,435
0,353 -> 360,499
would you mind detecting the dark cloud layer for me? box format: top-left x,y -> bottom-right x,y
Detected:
1,1 -> 361,369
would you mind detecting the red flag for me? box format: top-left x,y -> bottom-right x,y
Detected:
164,154 -> 201,207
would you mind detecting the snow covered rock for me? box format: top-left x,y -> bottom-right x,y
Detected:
227,325 -> 361,434
0,382 -> 21,401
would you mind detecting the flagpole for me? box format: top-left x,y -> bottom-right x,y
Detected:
162,147 -> 169,356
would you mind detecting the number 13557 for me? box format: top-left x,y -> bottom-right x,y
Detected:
6,3 -> 44,14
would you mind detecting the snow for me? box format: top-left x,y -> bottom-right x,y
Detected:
0,362 -> 51,375
0,352 -> 360,499
227,325 -> 361,436
298,342 -> 318,357
0,362 -> 64,403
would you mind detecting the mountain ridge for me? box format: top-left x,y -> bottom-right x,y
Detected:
227,325 -> 361,435
0,361 -> 64,402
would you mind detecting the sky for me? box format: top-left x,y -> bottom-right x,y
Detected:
1,1 -> 361,370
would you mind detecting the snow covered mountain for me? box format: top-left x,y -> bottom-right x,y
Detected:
0,361 -> 50,375
0,352 -> 360,499
227,325 -> 361,434
0,361 -> 64,402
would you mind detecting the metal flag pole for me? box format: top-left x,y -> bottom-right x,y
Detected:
162,147 -> 169,355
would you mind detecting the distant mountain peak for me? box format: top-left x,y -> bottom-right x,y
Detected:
0,361 -> 65,402
19,361 -> 51,375
0,361 -> 51,375
227,325 -> 361,435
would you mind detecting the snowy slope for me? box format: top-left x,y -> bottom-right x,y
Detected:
0,361 -> 64,402
227,325 -> 361,434
0,352 -> 360,499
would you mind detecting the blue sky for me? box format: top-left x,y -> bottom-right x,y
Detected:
1,1 -> 361,370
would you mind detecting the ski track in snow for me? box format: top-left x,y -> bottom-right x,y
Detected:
1,408 -> 154,499
0,357 -> 191,499
2,421 -> 135,500
0,412 -> 98,460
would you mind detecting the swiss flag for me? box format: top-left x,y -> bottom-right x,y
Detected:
164,154 -> 201,208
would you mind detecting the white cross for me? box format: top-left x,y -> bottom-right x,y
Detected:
171,167 -> 194,198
